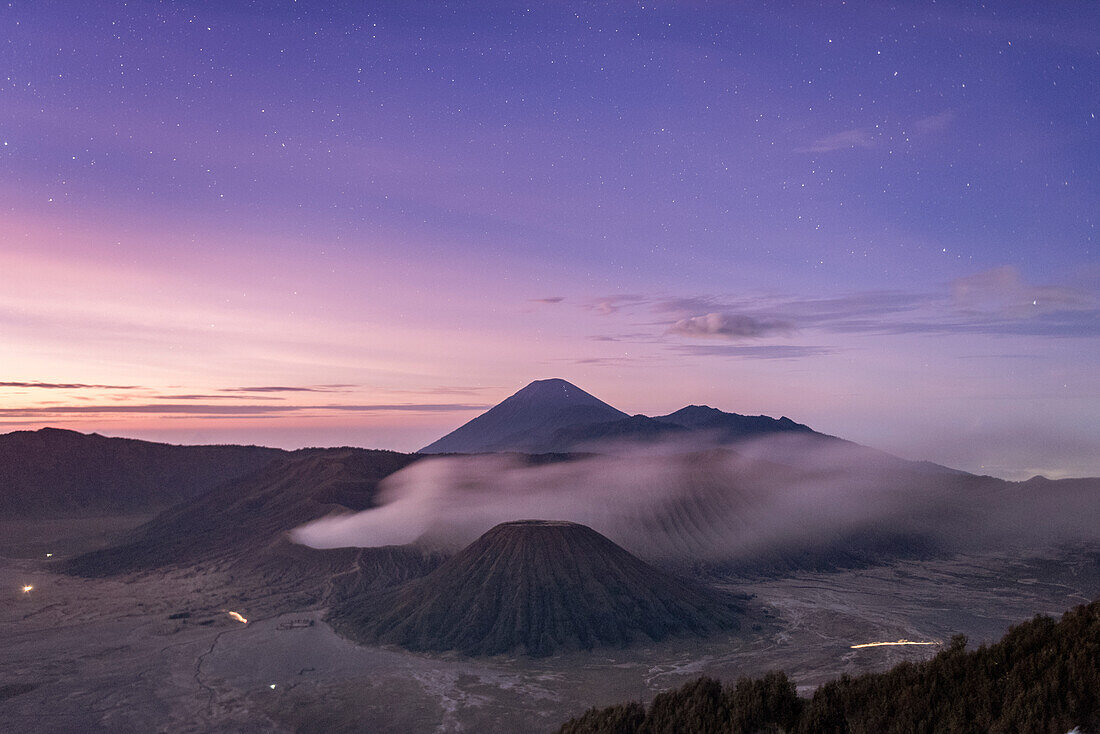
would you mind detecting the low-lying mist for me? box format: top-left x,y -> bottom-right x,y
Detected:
290,434 -> 1099,569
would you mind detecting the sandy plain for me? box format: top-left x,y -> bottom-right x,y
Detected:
1,518 -> 1097,733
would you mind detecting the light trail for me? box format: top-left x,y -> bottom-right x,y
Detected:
225,611 -> 248,624
851,639 -> 940,649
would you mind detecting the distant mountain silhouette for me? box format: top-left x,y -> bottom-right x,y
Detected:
419,378 -> 628,453
329,520 -> 744,657
419,381 -> 973,478
420,379 -> 829,455
0,427 -> 283,517
657,405 -> 814,439
64,448 -> 425,577
545,414 -> 690,451
544,408 -> 819,453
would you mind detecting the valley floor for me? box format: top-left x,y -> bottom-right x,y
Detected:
1,522 -> 1097,733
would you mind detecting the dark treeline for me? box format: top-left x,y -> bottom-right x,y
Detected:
558,599 -> 1100,734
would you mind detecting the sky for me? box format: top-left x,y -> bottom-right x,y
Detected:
1,1 -> 1097,479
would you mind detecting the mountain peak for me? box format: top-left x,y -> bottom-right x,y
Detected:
420,381 -> 828,455
502,378 -> 611,409
419,379 -> 627,454
514,377 -> 586,396
520,378 -> 574,389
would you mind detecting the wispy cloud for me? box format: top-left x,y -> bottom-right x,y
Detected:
813,269 -> 1098,337
0,381 -> 141,390
913,110 -> 955,135
219,385 -> 356,394
530,296 -> 565,304
797,110 -> 956,156
587,333 -> 657,343
796,127 -> 878,154
585,295 -> 650,315
670,344 -> 835,359
153,394 -> 286,401
651,296 -> 727,315
588,268 -> 1098,343
834,312 -> 1100,339
390,386 -> 499,397
0,403 -> 489,417
555,355 -> 661,367
668,312 -> 793,340
950,265 -> 1092,316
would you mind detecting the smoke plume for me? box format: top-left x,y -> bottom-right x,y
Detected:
290,434 -> 1100,568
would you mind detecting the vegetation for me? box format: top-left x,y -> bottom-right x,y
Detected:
558,599 -> 1100,734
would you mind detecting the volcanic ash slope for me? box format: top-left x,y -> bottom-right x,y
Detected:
329,520 -> 743,657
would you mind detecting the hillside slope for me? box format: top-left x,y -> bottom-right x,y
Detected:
420,379 -> 628,453
0,427 -> 284,517
329,520 -> 744,657
558,599 -> 1100,734
64,447 -> 421,576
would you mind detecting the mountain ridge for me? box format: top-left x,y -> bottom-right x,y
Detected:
0,427 -> 285,517
63,447 -> 421,576
420,379 -> 827,455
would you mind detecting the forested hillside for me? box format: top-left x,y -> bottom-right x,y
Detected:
558,599 -> 1100,734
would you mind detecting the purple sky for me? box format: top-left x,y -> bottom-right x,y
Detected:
1,1 -> 1097,478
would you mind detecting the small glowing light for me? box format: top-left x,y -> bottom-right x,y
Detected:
22,585 -> 33,593
226,610 -> 248,624
269,683 -> 277,689
45,553 -> 53,558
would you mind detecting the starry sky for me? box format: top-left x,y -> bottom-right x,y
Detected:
1,1 -> 1097,478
